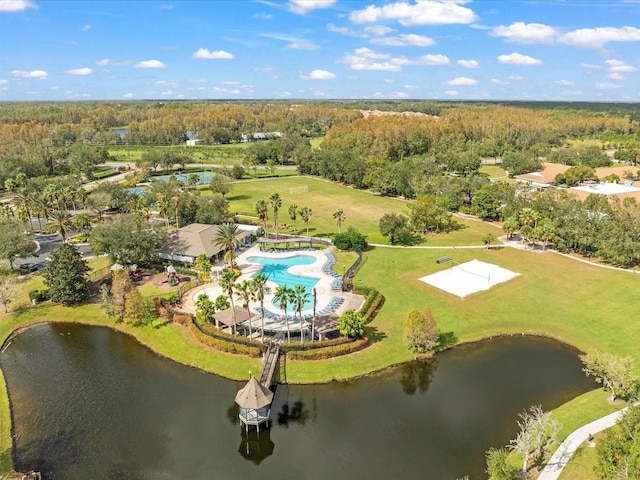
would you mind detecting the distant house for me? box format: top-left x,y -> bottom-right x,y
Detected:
240,132 -> 283,143
158,223 -> 254,264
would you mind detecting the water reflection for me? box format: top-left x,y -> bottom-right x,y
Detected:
400,358 -> 437,395
238,429 -> 275,465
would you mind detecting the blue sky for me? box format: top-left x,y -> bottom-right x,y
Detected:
1,0 -> 639,101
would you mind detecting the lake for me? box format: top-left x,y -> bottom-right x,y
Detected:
0,324 -> 595,480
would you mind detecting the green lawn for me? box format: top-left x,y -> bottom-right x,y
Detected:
227,176 -> 501,245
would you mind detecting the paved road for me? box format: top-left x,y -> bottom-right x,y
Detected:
538,408 -> 627,480
17,234 -> 93,272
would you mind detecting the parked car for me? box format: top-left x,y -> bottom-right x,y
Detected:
19,263 -> 38,272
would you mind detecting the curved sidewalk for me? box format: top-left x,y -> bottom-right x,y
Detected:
538,407 -> 627,480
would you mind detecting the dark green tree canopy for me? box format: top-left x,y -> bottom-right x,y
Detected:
89,213 -> 167,264
0,218 -> 36,268
43,243 -> 89,304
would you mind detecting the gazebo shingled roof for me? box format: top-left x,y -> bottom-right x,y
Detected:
234,376 -> 274,410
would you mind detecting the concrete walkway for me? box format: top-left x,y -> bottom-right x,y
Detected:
537,407 -> 627,480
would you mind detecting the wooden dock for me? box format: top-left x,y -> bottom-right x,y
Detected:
258,339 -> 281,387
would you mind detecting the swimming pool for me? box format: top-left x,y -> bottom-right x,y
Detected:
246,255 -> 320,311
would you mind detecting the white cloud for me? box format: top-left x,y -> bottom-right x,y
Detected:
596,82 -> 621,89
134,59 -> 165,68
260,33 -> 319,50
492,22 -> 558,44
371,33 -> 435,47
491,78 -> 510,85
327,23 -> 361,36
288,0 -> 336,14
287,42 -> 319,50
364,25 -> 394,36
222,80 -> 240,85
560,26 -> 640,49
391,91 -> 409,98
581,63 -> 603,70
339,47 -> 408,71
349,0 -> 477,27
457,59 -> 479,69
65,67 -> 92,76
11,69 -> 47,79
404,84 -> 419,89
253,12 -> 273,20
445,90 -> 458,96
81,24 -> 92,31
383,78 -> 394,84
497,52 -> 542,65
0,0 -> 36,12
193,48 -> 235,59
608,73 -> 625,80
416,54 -> 450,65
96,58 -> 129,66
447,77 -> 477,85
555,79 -> 575,86
0,80 -> 8,84
123,92 -> 133,98
155,80 -> 178,87
605,59 -> 637,73
300,69 -> 336,80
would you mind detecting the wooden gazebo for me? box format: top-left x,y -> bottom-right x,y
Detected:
235,376 -> 274,432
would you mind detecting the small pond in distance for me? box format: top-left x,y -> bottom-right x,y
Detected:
0,324 -> 595,480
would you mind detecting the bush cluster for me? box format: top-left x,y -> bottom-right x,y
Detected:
28,289 -> 49,303
356,286 -> 384,323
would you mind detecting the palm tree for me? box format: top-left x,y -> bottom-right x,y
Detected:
219,270 -> 240,334
72,213 -> 92,232
236,279 -> 255,339
44,183 -> 61,210
299,206 -> 312,237
269,193 -> 282,240
47,209 -> 74,242
288,204 -> 298,235
255,199 -> 269,237
212,223 -> 239,267
252,273 -> 268,343
156,193 -> 170,227
171,196 -> 180,228
274,284 -> 292,342
333,208 -> 346,233
312,287 -> 317,342
292,285 -> 310,345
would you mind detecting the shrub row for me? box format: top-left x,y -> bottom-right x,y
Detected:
188,321 -> 264,357
280,335 -> 354,353
356,286 -> 384,323
285,335 -> 370,360
28,289 -> 49,303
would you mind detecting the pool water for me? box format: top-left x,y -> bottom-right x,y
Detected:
151,171 -> 215,185
247,255 -> 320,311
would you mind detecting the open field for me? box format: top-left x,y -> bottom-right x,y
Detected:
227,176 -> 501,244
108,143 -> 249,166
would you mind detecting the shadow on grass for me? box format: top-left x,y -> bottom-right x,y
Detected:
227,194 -> 251,201
366,325 -> 387,344
152,320 -> 172,330
438,331 -> 458,349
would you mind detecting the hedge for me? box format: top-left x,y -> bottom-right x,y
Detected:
284,335 -> 370,360
356,286 -> 384,323
188,321 -> 263,357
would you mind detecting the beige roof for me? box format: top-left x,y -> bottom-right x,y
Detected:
235,376 -> 274,409
212,306 -> 250,328
515,163 -> 570,186
594,165 -> 640,179
160,223 -> 251,259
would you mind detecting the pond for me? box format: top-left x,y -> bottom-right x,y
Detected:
0,324 -> 595,480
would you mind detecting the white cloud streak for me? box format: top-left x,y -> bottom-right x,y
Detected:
11,69 -> 47,79
0,0 -> 36,12
134,60 -> 166,68
65,67 -> 93,76
288,0 -> 336,14
300,69 -> 336,80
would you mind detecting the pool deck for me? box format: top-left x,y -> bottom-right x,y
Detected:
185,244 -> 365,335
